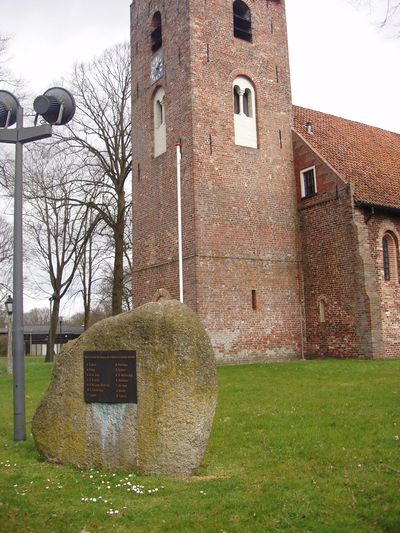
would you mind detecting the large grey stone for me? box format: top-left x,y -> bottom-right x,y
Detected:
32,299 -> 218,476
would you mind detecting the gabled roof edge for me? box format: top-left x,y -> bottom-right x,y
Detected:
292,128 -> 349,186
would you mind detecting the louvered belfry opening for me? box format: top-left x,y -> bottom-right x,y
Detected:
151,11 -> 162,52
233,0 -> 252,42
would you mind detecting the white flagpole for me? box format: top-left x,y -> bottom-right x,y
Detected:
176,143 -> 184,303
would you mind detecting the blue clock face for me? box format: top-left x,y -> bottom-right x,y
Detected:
150,52 -> 164,84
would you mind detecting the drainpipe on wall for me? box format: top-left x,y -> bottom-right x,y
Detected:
176,142 -> 184,303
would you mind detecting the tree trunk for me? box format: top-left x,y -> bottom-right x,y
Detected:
112,223 -> 124,316
46,297 -> 60,363
82,231 -> 93,330
83,299 -> 90,330
111,191 -> 125,316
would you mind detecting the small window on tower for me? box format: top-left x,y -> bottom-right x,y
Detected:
151,12 -> 162,53
252,290 -> 257,310
233,0 -> 252,42
319,298 -> 326,323
300,167 -> 317,199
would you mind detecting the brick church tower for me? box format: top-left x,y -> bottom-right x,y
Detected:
131,0 -> 303,363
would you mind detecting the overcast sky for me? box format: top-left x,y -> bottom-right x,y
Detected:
1,0 -> 399,313
2,0 -> 399,133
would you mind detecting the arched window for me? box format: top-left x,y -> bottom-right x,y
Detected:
233,0 -> 252,42
232,76 -> 257,148
151,11 -> 162,53
383,236 -> 390,280
382,232 -> 399,282
153,87 -> 166,157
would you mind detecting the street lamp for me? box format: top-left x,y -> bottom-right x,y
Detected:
5,295 -> 13,376
5,295 -> 13,315
0,87 -> 75,441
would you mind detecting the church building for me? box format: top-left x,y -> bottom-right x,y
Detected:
130,0 -> 400,362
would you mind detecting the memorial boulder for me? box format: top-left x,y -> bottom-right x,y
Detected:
32,298 -> 218,476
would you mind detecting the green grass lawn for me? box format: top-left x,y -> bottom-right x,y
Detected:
0,357 -> 399,532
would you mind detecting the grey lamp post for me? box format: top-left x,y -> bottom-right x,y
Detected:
0,87 -> 75,441
5,295 -> 13,376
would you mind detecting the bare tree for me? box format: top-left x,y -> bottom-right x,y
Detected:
77,215 -> 109,329
380,0 -> 400,29
58,42 -> 132,316
0,33 -> 19,88
24,146 -> 99,361
0,34 -> 8,82
64,306 -> 108,328
24,307 -> 50,326
0,214 -> 12,372
95,261 -> 133,314
352,0 -> 400,35
0,215 -> 13,301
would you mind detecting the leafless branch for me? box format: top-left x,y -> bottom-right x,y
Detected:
54,42 -> 132,315
23,145 -> 101,360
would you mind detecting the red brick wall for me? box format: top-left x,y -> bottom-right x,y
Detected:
131,0 -> 198,310
361,211 -> 400,358
293,132 -> 382,359
294,129 -> 400,360
131,0 -> 303,362
300,194 -> 361,357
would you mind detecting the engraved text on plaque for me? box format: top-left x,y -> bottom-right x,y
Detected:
84,350 -> 137,404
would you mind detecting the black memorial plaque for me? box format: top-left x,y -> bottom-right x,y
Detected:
84,350 -> 137,404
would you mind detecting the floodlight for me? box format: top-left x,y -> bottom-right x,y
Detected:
0,83 -> 75,442
33,87 -> 76,125
0,90 -> 19,128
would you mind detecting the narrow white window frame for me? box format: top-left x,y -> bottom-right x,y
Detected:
232,76 -> 257,148
300,166 -> 317,199
153,86 -> 166,157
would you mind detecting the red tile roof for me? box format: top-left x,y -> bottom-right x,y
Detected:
293,106 -> 400,209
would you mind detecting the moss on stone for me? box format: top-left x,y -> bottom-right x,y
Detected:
32,299 -> 217,476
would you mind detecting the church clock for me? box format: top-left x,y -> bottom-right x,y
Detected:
150,52 -> 164,85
